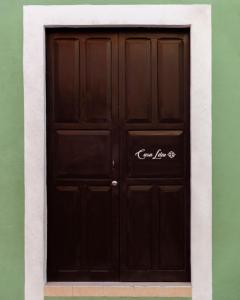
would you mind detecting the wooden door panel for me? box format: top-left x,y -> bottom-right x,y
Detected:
121,38 -> 153,123
47,186 -> 82,276
84,38 -> 112,123
86,186 -> 117,269
158,39 -> 184,122
127,130 -> 184,177
120,184 -> 189,282
52,38 -> 80,122
55,130 -> 112,178
158,185 -> 186,270
47,184 -> 119,281
124,185 -> 153,269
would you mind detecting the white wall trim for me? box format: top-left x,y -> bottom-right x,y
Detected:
23,5 -> 212,300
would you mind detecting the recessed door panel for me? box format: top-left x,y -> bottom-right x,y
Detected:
158,185 -> 186,269
84,39 -> 112,123
125,185 -> 153,269
53,39 -> 80,122
122,38 -> 152,123
127,130 -> 184,177
86,186 -> 116,269
158,39 -> 184,122
47,186 -> 81,279
55,130 -> 111,178
47,28 -> 190,283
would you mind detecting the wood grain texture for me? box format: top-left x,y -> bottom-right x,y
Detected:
46,28 -> 190,282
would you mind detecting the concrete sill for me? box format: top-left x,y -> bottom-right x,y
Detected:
44,282 -> 192,297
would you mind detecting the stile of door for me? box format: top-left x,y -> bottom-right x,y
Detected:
46,28 -> 190,282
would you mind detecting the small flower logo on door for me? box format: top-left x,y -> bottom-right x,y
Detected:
167,151 -> 176,159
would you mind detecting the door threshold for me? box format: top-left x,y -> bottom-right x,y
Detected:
44,282 -> 192,297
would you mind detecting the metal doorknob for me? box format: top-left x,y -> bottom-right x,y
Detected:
111,180 -> 118,187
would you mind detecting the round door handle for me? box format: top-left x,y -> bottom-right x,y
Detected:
111,180 -> 118,187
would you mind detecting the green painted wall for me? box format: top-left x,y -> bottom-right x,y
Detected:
0,0 -> 240,299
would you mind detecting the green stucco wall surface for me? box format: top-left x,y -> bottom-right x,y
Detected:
0,0 -> 240,299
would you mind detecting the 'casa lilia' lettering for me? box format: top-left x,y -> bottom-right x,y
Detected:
135,149 -> 176,160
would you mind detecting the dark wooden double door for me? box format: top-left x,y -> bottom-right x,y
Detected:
46,28 -> 190,282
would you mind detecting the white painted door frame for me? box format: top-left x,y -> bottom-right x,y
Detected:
23,5 -> 212,300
